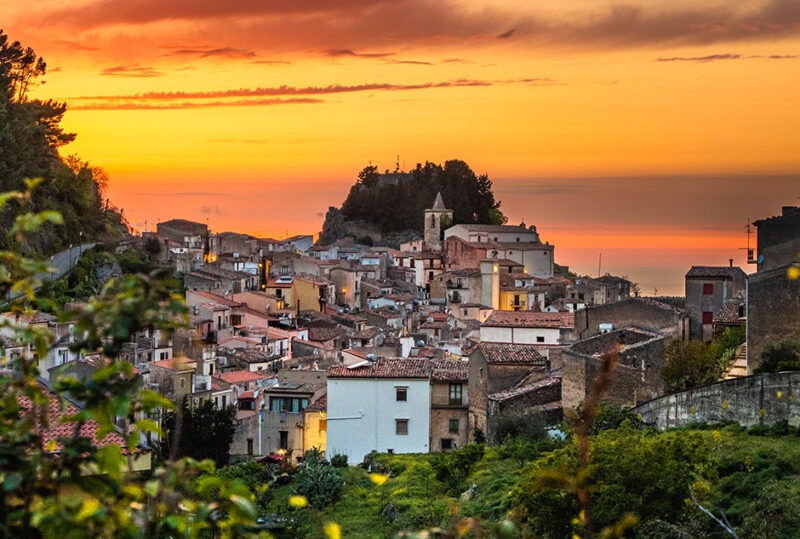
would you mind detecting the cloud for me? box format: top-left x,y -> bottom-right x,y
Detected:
207,138 -> 270,144
250,59 -> 292,65
32,0 -> 800,56
441,58 -> 475,64
70,77 -> 553,103
51,39 -> 101,51
383,59 -> 434,65
657,53 -> 797,62
100,64 -> 162,77
70,97 -> 324,110
200,205 -> 226,216
168,47 -> 256,58
323,49 -> 395,58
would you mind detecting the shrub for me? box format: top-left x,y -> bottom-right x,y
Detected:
586,405 -> 643,434
330,454 -> 348,468
492,408 -> 546,444
430,443 -> 485,493
661,339 -> 721,391
755,339 -> 800,374
512,429 -> 715,536
292,448 -> 344,509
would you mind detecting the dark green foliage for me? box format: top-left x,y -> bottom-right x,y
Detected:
588,405 -> 644,434
513,429 -> 715,536
429,443 -> 485,493
736,481 -> 800,538
340,160 -> 503,234
217,460 -> 276,511
496,436 -> 565,468
472,427 -> 486,444
330,454 -> 348,468
0,29 -> 126,254
163,398 -> 237,466
293,447 -> 344,509
755,339 -> 800,374
492,408 -> 546,444
661,339 -> 721,391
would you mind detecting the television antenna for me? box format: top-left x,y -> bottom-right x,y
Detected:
738,218 -> 757,264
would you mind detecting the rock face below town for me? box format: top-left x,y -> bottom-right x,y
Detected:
318,207 -> 395,247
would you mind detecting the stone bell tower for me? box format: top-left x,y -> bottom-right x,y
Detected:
423,192 -> 452,252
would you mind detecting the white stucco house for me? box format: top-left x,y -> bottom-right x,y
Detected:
479,310 -> 575,346
326,359 -> 431,463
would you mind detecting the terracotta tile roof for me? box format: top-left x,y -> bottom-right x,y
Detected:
305,394 -> 327,412
194,290 -> 242,307
685,266 -> 745,279
149,357 -> 195,371
483,310 -> 574,329
348,328 -> 379,340
18,384 -> 133,454
308,326 -> 345,342
429,358 -> 469,382
489,374 -> 561,402
714,301 -> 746,324
476,343 -> 547,364
328,358 -> 430,379
216,370 -> 264,384
238,390 -> 255,399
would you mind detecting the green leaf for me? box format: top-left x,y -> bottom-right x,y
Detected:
3,472 -> 23,492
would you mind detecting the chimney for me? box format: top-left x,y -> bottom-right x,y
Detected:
729,259 -> 734,267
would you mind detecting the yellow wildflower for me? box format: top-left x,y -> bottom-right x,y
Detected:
712,430 -> 722,444
787,266 -> 800,280
324,522 -> 341,539
289,495 -> 308,508
369,473 -> 389,485
777,391 -> 783,399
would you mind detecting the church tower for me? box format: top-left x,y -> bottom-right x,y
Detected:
424,192 -> 453,252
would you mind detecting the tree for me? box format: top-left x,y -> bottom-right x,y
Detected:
661,340 -> 721,391
0,185 -> 264,536
755,339 -> 800,374
163,397 -> 237,466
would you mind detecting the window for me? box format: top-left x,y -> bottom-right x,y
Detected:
247,439 -> 253,455
396,387 -> 408,402
395,419 -> 409,435
702,311 -> 713,325
463,309 -> 468,316
440,438 -> 453,450
270,396 -> 309,412
537,336 -> 545,343
449,419 -> 459,433
449,384 -> 463,405
180,378 -> 185,390
703,283 -> 714,295
279,431 -> 289,450
221,395 -> 227,408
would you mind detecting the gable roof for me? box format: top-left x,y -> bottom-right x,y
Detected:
216,370 -> 264,384
429,358 -> 469,382
483,310 -> 574,329
19,383 -> 134,454
685,266 -> 745,279
475,343 -> 547,365
328,358 -> 430,379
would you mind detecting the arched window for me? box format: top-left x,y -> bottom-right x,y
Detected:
431,214 -> 436,228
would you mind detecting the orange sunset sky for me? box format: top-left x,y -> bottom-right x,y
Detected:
4,0 -> 800,294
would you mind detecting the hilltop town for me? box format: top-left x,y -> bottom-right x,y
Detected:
6,179 -> 798,470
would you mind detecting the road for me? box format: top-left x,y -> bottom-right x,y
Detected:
4,243 -> 96,301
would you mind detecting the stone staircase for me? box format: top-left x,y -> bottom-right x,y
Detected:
721,343 -> 748,380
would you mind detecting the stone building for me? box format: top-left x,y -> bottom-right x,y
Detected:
685,265 -> 747,341
753,205 -> 800,272
468,343 -> 549,440
559,328 -> 666,411
424,192 -> 453,253
572,297 -> 688,342
429,359 -> 470,451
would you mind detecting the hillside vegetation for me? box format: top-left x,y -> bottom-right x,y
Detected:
0,29 -> 127,254
320,160 -> 505,245
252,417 -> 800,538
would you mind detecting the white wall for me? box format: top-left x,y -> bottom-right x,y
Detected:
327,378 -> 430,463
480,326 -> 561,345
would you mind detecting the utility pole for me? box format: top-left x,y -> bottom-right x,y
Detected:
597,253 -> 602,277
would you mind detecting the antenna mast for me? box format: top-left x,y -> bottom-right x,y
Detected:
598,252 -> 602,277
